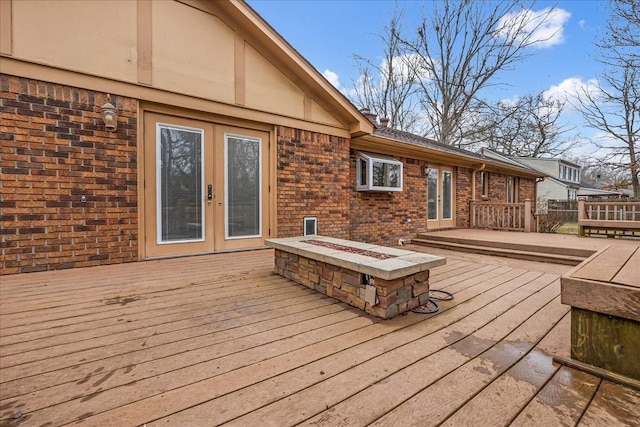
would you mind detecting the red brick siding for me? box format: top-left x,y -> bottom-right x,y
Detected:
350,154 -> 427,245
477,172 -> 536,203
456,167 -> 473,228
519,176 -> 536,202
276,126 -> 350,239
0,75 -> 138,274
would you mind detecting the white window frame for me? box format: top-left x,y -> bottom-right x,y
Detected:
356,152 -> 403,192
303,216 -> 318,236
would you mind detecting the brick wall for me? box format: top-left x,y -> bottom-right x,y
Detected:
479,172 -> 536,203
519,176 -> 536,202
0,75 -> 138,274
350,154 -> 427,245
456,167 -> 473,228
276,126 -> 350,239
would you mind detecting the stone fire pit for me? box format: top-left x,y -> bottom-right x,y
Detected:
265,236 -> 446,319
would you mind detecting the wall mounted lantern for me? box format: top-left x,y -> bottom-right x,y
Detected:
101,97 -> 118,132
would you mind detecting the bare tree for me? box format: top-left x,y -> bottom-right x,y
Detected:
575,0 -> 640,197
606,0 -> 640,57
576,59 -> 639,197
581,160 -> 632,190
473,92 -> 577,157
351,9 -> 422,131
397,0 -> 561,147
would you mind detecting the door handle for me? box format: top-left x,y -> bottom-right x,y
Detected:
207,184 -> 213,201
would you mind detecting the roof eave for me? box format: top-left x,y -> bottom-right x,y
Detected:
354,134 -> 545,178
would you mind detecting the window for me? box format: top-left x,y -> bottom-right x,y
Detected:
427,169 -> 438,220
356,152 -> 402,192
507,176 -> 518,203
442,170 -> 452,220
568,189 -> 577,200
157,123 -> 204,243
225,134 -> 261,239
560,164 -> 580,183
480,171 -> 489,198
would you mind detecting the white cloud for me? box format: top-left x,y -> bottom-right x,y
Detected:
322,69 -> 341,88
498,7 -> 571,48
380,53 -> 431,83
544,77 -> 600,107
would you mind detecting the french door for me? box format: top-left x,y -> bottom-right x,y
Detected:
427,167 -> 455,229
143,112 -> 269,258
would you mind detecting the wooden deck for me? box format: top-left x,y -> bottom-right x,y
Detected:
1,248 -> 639,426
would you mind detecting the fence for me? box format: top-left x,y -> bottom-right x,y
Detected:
546,199 -> 578,222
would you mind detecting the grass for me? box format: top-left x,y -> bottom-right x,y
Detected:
555,222 -> 640,238
555,222 -> 579,235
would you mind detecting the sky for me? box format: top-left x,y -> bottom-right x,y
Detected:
247,0 -> 615,157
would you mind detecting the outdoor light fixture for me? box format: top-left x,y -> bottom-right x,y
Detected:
101,97 -> 118,132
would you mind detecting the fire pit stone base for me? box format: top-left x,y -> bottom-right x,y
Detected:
268,236 -> 446,319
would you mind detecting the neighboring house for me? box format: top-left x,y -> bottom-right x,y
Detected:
479,149 -> 618,202
0,0 -> 542,274
577,182 -> 623,199
514,157 -> 582,201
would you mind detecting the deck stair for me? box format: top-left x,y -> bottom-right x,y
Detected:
411,233 -> 595,266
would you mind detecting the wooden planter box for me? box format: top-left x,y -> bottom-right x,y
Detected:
560,244 -> 640,381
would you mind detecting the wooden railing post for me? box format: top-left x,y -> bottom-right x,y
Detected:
577,197 -> 586,236
524,199 -> 533,232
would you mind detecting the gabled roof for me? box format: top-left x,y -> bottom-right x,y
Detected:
220,1 -> 373,136
352,127 -> 544,178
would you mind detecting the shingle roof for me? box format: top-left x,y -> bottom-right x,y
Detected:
374,127 -> 485,159
547,177 -> 581,188
373,127 -> 540,175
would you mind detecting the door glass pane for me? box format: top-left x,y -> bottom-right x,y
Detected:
158,125 -> 203,243
507,176 -> 516,203
226,135 -> 261,239
427,169 -> 438,220
443,170 -> 452,220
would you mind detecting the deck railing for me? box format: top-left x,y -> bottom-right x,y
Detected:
470,199 -> 536,232
578,198 -> 640,236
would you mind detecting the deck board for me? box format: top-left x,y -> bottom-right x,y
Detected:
511,366 -> 601,426
437,312 -> 570,427
578,381 -> 640,426
611,247 -> 640,287
175,269 -> 553,427
1,248 -> 638,426
570,245 -> 636,283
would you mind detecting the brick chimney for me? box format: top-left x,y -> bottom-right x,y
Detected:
380,117 -> 390,128
360,108 -> 377,125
